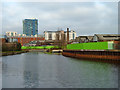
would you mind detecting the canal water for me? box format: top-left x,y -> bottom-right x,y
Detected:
2,52 -> 120,88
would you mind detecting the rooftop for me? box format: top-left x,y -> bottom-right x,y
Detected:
44,30 -> 75,33
95,34 -> 120,40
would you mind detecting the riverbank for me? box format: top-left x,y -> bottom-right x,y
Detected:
0,50 -> 29,56
62,49 -> 120,62
25,49 -> 63,55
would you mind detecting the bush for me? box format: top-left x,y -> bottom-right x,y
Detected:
16,42 -> 21,51
2,42 -> 22,52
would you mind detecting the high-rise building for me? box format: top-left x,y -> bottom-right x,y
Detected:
23,19 -> 38,36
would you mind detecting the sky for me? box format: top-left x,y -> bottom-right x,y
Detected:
1,1 -> 118,36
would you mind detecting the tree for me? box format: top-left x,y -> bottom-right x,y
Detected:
15,42 -> 21,51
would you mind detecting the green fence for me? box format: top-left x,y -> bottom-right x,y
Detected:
67,41 -> 114,50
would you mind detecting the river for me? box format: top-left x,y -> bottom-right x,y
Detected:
2,52 -> 120,88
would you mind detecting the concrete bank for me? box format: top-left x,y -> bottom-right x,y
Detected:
62,49 -> 120,62
24,49 -> 63,53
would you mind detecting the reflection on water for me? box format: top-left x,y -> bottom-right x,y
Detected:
23,53 -> 39,88
2,52 -> 119,88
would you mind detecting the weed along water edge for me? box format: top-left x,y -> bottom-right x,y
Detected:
2,52 -> 119,88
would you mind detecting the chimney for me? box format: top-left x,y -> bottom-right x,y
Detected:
67,28 -> 69,42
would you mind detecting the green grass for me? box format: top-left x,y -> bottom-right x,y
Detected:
21,46 -> 59,49
67,41 -> 114,50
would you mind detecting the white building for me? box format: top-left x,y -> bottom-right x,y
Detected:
22,34 -> 26,37
44,31 -> 56,40
44,30 -> 76,40
64,30 -> 76,40
18,34 -> 21,36
6,31 -> 17,37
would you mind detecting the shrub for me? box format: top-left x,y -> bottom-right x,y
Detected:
2,42 -> 22,52
16,42 -> 21,51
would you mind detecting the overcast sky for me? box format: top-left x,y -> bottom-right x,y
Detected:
2,2 -> 118,36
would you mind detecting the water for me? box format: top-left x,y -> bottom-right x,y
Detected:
2,52 -> 120,88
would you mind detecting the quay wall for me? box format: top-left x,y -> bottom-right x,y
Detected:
62,50 -> 120,61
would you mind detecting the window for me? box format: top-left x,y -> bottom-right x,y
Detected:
93,36 -> 98,42
8,33 -> 9,36
73,33 -> 75,39
48,33 -> 52,40
11,32 -> 13,36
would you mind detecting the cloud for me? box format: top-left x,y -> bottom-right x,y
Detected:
2,2 -> 118,36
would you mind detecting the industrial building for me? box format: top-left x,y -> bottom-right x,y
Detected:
44,29 -> 76,41
93,34 -> 120,42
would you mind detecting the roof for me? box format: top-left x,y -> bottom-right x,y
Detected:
80,38 -> 86,41
44,30 -> 75,33
64,30 -> 75,33
6,31 -> 17,33
24,18 -> 38,20
75,36 -> 93,42
44,31 -> 58,33
87,36 -> 94,41
95,34 -> 120,40
77,36 -> 93,40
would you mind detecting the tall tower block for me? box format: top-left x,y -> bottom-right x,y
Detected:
23,19 -> 38,36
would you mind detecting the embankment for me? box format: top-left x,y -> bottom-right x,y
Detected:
62,50 -> 120,62
1,50 -> 29,56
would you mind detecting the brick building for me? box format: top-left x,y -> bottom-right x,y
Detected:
7,36 -> 45,46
